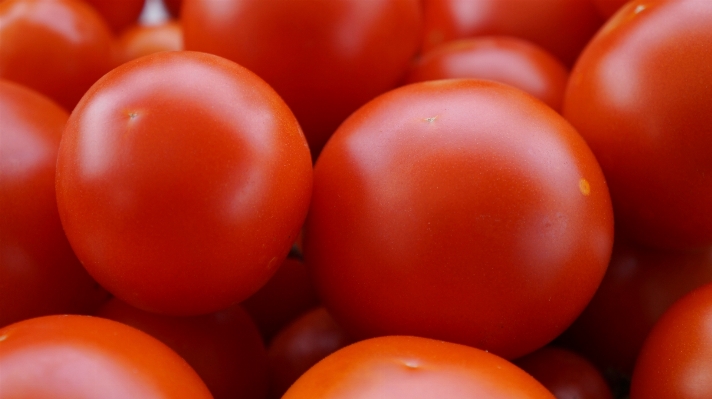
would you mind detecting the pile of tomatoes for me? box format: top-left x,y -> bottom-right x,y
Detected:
2,0 -> 712,398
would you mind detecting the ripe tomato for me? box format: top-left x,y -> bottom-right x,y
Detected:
164,0 -> 182,17
182,0 -> 423,156
116,21 -> 183,65
421,0 -> 603,66
405,36 -> 569,111
56,51 -> 313,316
593,0 -> 628,18
563,0 -> 712,250
283,336 -> 555,398
0,0 -> 115,111
98,299 -> 268,399
84,0 -> 145,33
305,79 -> 613,359
0,315 -> 212,398
630,282 -> 712,399
0,80 -> 109,328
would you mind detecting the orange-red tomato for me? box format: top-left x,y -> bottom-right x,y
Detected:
0,0 -> 115,111
406,37 -> 569,111
421,0 -> 603,66
0,80 -> 109,328
182,0 -> 423,156
305,79 -> 613,359
593,0 -> 628,18
56,51 -> 313,315
98,299 -> 268,399
0,315 -> 213,398
116,21 -> 183,65
283,336 -> 556,398
84,0 -> 145,33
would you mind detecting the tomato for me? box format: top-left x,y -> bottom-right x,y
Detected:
84,0 -> 145,33
557,238 -> 712,376
629,282 -> 712,399
182,0 -> 423,156
515,347 -> 613,399
242,257 -> 320,341
267,307 -> 352,398
0,80 -> 109,328
0,315 -> 212,398
405,36 -> 569,111
305,79 -> 614,359
98,299 -> 268,399
56,51 -> 313,315
116,21 -> 183,65
563,0 -> 712,250
0,0 -> 115,111
593,0 -> 628,19
421,0 -> 604,66
163,0 -> 182,17
283,335 -> 555,398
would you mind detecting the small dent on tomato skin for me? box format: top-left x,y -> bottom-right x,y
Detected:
127,111 -> 139,120
579,178 -> 591,196
401,359 -> 420,369
424,116 -> 438,124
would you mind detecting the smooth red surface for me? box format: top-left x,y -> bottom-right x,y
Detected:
163,0 -> 182,16
563,0 -> 712,250
0,315 -> 213,398
593,0 -> 628,19
84,0 -> 145,33
182,0 -> 423,157
0,0 -> 115,111
243,257 -> 320,341
516,347 -> 613,399
305,79 -> 614,359
267,307 -> 352,398
283,336 -> 555,399
116,21 -> 183,65
98,299 -> 268,399
56,51 -> 313,315
0,80 -> 109,328
406,36 -> 569,111
421,0 -> 603,66
559,239 -> 712,376
630,283 -> 712,399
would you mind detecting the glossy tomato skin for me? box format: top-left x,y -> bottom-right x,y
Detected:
0,80 -> 110,328
98,299 -> 268,399
56,51 -> 313,316
406,37 -> 569,111
0,0 -> 115,111
593,0 -> 628,19
515,347 -> 613,399
182,0 -> 422,156
563,0 -> 712,250
84,0 -> 145,33
116,21 -> 183,65
421,0 -> 603,66
630,283 -> 712,399
0,315 -> 212,398
284,336 -> 555,399
305,79 -> 614,359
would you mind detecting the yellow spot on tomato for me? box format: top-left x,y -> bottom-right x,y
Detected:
579,179 -> 591,196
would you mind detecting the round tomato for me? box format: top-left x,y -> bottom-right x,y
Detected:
116,20 -> 183,65
563,0 -> 712,250
305,79 -> 614,359
283,336 -> 555,398
0,0 -> 115,111
0,80 -> 109,328
0,315 -> 212,398
630,282 -> 712,399
84,0 -> 145,33
56,51 -> 313,315
406,36 -> 569,111
182,0 -> 423,156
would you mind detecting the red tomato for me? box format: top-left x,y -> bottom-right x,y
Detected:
563,0 -> 712,250
283,336 -> 555,398
84,0 -> 145,33
630,282 -> 712,399
0,315 -> 212,398
515,347 -> 613,399
116,21 -> 183,65
558,238 -> 712,376
182,0 -> 423,156
593,0 -> 628,18
421,0 -> 603,66
0,0 -> 115,111
0,80 -> 109,328
405,36 -> 569,111
98,299 -> 268,399
56,51 -> 313,315
163,0 -> 182,17
242,257 -> 320,341
305,79 -> 614,359
267,307 -> 352,398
